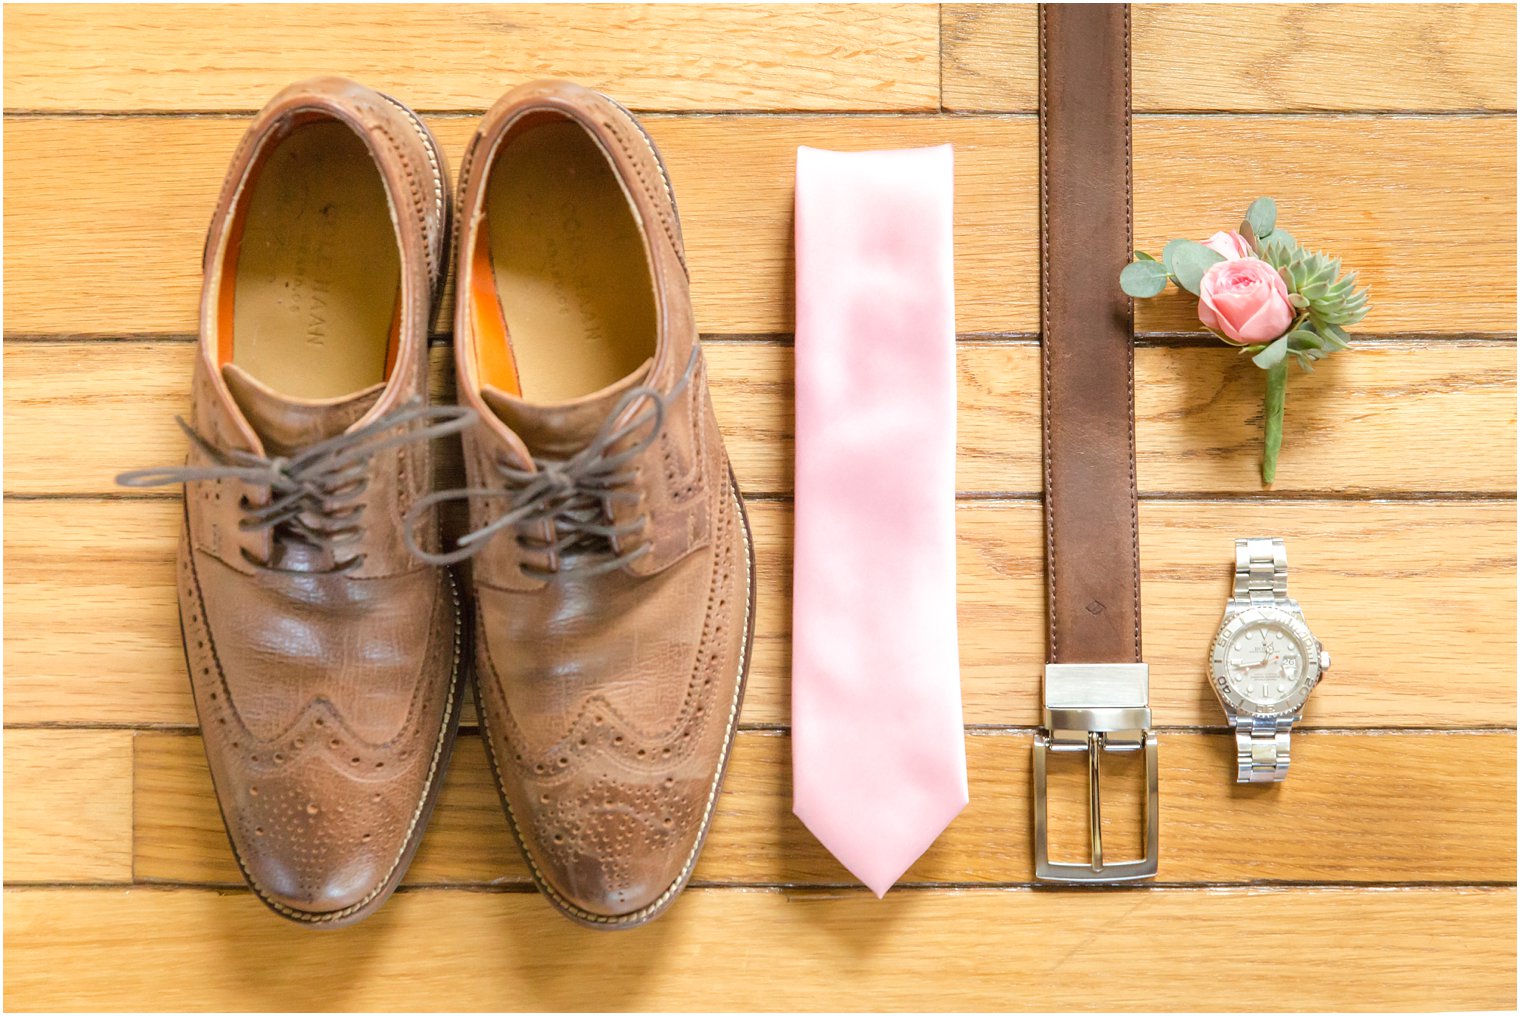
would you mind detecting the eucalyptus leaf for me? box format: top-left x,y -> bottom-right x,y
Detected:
1161,238 -> 1182,277
1286,329 -> 1324,350
1119,259 -> 1169,298
1251,336 -> 1289,370
1134,250 -> 1158,262
1240,220 -> 1261,253
1245,197 -> 1277,238
1164,239 -> 1225,296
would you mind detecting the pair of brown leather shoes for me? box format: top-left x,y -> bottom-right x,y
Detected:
119,77 -> 754,930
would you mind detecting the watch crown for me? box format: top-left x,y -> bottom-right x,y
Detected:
1319,648 -> 1332,673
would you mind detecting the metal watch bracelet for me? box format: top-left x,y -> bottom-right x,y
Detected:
1231,537 -> 1294,783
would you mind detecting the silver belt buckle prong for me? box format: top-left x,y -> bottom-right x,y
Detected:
1034,663 -> 1159,882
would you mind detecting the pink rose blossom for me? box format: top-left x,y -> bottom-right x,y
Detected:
1197,258 -> 1295,345
1202,230 -> 1255,261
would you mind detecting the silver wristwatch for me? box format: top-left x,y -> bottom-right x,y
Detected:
1208,538 -> 1331,783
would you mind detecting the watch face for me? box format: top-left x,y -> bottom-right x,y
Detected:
1211,606 -> 1321,716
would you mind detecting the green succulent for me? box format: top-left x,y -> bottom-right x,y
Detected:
1241,198 -> 1370,374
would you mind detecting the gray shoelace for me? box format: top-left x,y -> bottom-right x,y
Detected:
117,400 -> 477,574
404,349 -> 699,577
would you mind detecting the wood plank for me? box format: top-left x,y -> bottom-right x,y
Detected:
3,730 -> 134,883
938,3 -> 1039,113
6,885 -> 1513,1011
1,114 -> 1035,336
942,4 -> 1518,112
6,115 -> 1514,336
7,497 -> 1512,729
6,341 -> 1514,497
132,729 -> 1517,888
1130,341 -> 1516,495
1134,116 -> 1517,335
17,3 -> 1513,116
2,4 -> 939,113
11,3 -> 1518,116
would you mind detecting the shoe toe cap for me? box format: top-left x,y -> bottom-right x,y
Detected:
241,849 -> 391,921
209,753 -> 434,925
529,839 -> 689,925
507,778 -> 706,926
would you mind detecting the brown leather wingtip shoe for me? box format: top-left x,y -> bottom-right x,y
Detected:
119,78 -> 470,928
419,80 -> 755,928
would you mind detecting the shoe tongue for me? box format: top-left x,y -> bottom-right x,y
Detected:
222,363 -> 384,456
480,359 -> 654,459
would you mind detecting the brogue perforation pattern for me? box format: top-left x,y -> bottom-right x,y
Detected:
180,518 -> 463,924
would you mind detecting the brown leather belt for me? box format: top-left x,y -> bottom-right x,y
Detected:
1032,2 -> 1158,882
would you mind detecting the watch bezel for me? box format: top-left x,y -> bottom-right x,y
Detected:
1210,604 -> 1321,718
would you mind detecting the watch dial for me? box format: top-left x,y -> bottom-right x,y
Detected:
1223,622 -> 1308,707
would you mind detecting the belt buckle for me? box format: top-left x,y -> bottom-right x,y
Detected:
1033,663 -> 1159,882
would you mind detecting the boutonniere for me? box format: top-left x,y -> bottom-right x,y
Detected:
1120,198 -> 1371,484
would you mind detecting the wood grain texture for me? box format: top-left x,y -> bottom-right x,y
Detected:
1134,116 -> 1518,335
3,730 -> 134,883
5,341 -> 1514,497
942,3 -> 1519,112
2,4 -> 940,113
1,114 -> 1034,336
6,885 -> 1514,1011
129,729 -> 1517,887
17,3 -> 1511,116
5,114 -> 1514,336
1130,340 -> 1516,495
7,497 -> 1512,729
938,3 -> 1039,112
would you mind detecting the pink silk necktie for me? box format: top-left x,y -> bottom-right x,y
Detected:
791,144 -> 968,897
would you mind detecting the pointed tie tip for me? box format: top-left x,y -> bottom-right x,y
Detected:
793,808 -> 938,900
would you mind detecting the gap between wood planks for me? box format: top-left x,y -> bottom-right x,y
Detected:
5,332 -> 1518,345
6,721 -> 1515,735
5,880 -> 1517,891
4,109 -> 1516,119
8,490 -> 1516,505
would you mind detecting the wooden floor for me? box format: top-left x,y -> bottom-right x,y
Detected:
4,4 -> 1516,1012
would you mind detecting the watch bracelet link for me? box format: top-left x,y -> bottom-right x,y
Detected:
1235,715 -> 1293,783
1233,536 -> 1289,605
1231,537 -> 1295,783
